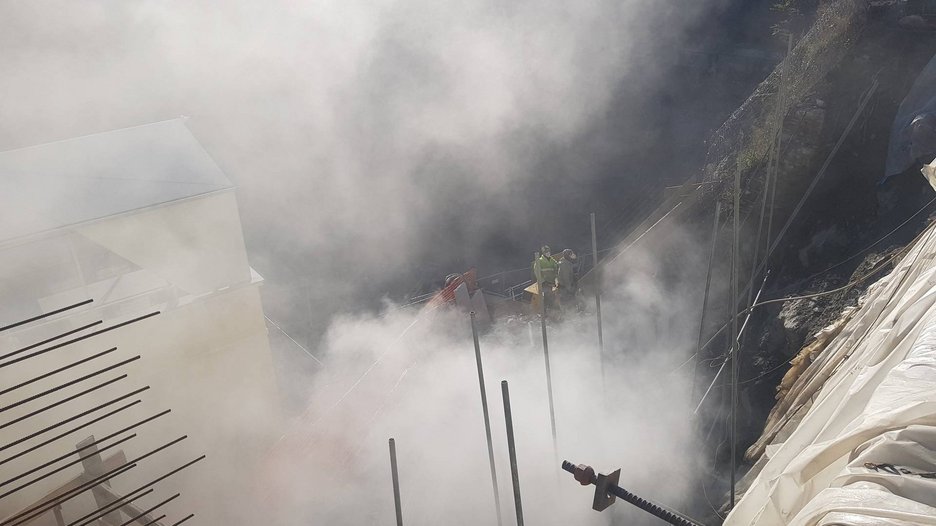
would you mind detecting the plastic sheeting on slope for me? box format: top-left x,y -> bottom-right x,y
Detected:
726,218 -> 936,525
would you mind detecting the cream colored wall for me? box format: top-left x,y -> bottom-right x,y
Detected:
0,192 -> 281,525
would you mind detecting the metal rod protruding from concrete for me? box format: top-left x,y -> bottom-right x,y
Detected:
470,312 -> 503,526
501,381 -> 524,526
389,438 -> 403,526
590,212 -> 606,394
537,280 -> 558,463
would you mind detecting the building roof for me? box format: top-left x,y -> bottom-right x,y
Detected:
0,119 -> 232,242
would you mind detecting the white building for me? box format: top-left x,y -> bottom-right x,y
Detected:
0,120 -> 281,525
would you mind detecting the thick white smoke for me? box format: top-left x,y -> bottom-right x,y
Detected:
249,226 -> 710,525
0,1 -> 730,524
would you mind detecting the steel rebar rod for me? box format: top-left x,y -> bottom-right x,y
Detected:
537,280 -> 558,463
68,488 -> 155,526
170,514 -> 194,526
8,321 -> 102,357
0,311 -> 158,366
470,312 -> 502,526
2,408 -> 169,485
0,356 -> 139,414
691,202 -> 721,404
388,438 -> 403,526
117,493 -> 180,526
560,461 -> 702,526
3,434 -> 122,488
73,454 -> 203,526
590,213 -> 606,393
142,515 -> 166,526
2,463 -> 137,526
5,438 -> 195,526
0,433 -> 136,499
0,300 -> 93,334
0,375 -> 127,430
0,388 -> 146,458
501,381 -> 523,526
0,347 -> 117,397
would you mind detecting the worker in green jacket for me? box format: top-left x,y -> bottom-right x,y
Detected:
532,245 -> 558,286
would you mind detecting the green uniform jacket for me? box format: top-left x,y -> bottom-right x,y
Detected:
533,255 -> 558,284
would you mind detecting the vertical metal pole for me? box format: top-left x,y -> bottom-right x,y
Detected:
766,33 -> 793,259
691,202 -> 720,404
590,213 -> 606,392
501,381 -> 524,526
470,312 -> 503,526
730,152 -> 742,509
389,438 -> 403,526
538,278 -> 558,462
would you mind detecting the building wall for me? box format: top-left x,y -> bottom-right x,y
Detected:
0,191 -> 280,525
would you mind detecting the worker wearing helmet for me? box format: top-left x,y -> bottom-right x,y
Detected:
556,249 -> 577,307
532,245 -> 558,286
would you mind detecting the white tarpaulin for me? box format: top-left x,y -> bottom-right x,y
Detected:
727,218 -> 936,525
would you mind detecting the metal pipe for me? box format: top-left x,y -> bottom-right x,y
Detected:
0,347 -> 117,397
691,202 -> 721,404
0,389 -> 146,458
470,312 -> 503,526
0,375 -> 128,430
0,299 -> 93,334
0,356 -> 139,414
590,213 -> 606,392
537,280 -> 558,462
388,438 -> 403,526
501,381 -> 524,526
0,311 -> 158,366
